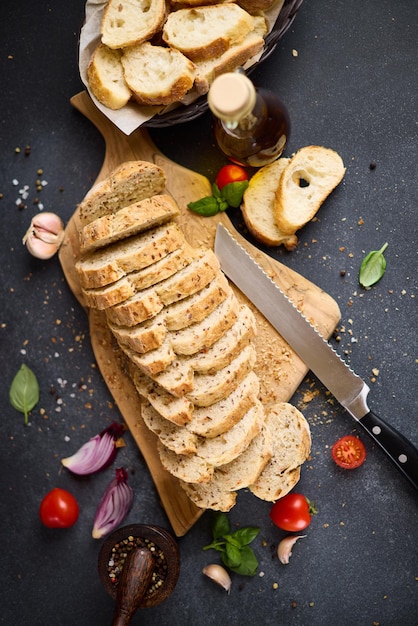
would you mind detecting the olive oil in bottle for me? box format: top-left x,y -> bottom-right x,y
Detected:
208,71 -> 290,167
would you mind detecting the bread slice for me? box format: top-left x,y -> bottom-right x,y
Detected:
106,286 -> 164,328
162,4 -> 255,62
82,243 -> 195,310
206,425 -> 273,491
178,479 -> 237,512
158,440 -> 214,483
118,336 -> 176,376
241,158 -> 298,249
76,223 -> 185,289
274,146 -> 346,235
187,343 -> 257,407
87,43 -> 132,110
164,272 -> 229,331
151,358 -> 194,397
109,312 -> 166,354
78,161 -> 166,227
170,290 -> 240,356
188,304 -> 256,374
249,403 -> 311,501
190,370 -> 259,438
121,42 -> 196,106
194,15 -> 267,95
80,194 -> 180,252
101,0 -> 166,49
154,248 -> 220,306
131,367 -> 194,426
141,401 -> 200,455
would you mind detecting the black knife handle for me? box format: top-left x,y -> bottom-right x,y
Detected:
360,411 -> 418,493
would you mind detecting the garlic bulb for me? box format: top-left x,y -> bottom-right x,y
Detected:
23,212 -> 64,259
277,535 -> 306,565
202,564 -> 231,593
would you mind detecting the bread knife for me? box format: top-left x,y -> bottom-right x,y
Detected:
214,224 -> 418,492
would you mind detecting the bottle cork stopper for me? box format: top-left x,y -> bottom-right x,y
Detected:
208,72 -> 256,123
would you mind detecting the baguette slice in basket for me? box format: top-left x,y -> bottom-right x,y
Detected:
274,146 -> 346,235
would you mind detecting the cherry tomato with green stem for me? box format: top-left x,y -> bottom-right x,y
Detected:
215,164 -> 248,190
39,487 -> 79,528
270,493 -> 317,532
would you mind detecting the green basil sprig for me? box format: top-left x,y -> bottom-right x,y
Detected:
359,242 -> 388,288
9,364 -> 40,425
203,512 -> 260,576
188,180 -> 248,216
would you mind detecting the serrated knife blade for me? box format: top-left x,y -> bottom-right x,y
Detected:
215,224 -> 418,492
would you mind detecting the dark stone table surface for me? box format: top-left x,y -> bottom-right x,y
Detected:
0,1 -> 416,625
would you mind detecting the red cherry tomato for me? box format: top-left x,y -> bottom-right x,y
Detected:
269,493 -> 315,532
215,164 -> 248,190
331,435 -> 366,469
39,487 -> 79,528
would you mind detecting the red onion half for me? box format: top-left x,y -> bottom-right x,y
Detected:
61,422 -> 124,475
92,467 -> 134,539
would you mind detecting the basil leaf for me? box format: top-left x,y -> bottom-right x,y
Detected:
220,180 -> 249,208
212,512 -> 230,539
187,196 -> 220,216
9,364 -> 39,425
359,242 -> 388,288
227,546 -> 258,576
223,543 -> 242,568
230,526 -> 260,547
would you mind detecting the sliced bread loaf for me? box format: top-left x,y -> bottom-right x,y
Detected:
78,161 -> 166,228
162,4 -> 255,62
241,157 -> 298,249
170,290 -> 240,356
121,42 -> 196,106
164,272 -> 229,331
189,371 -> 260,438
274,146 -> 346,235
101,0 -> 166,49
249,402 -> 311,501
76,222 -> 185,289
187,343 -> 257,407
141,401 -> 200,455
87,43 -> 132,110
81,243 -> 196,309
80,194 -> 180,252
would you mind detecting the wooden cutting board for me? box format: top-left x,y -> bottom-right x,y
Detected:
59,91 -> 341,536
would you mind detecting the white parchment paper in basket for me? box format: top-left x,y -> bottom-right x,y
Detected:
79,0 -> 286,135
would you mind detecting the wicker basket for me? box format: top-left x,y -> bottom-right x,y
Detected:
145,0 -> 304,128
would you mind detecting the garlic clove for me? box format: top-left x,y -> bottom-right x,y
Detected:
23,212 -> 64,259
277,535 -> 306,565
202,564 -> 231,593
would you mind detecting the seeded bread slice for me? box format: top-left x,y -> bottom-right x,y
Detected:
178,480 -> 237,512
151,359 -> 194,397
158,440 -> 214,483
154,249 -> 221,306
106,286 -> 164,328
76,223 -> 185,289
80,194 -> 180,252
141,401 -> 200,455
82,243 -> 196,310
78,161 -> 166,228
189,371 -> 260,438
188,304 -> 256,373
170,290 -> 240,356
164,272 -> 230,331
187,343 -> 257,407
109,312 -> 166,354
197,399 -> 265,467
118,336 -> 176,376
249,403 -> 311,501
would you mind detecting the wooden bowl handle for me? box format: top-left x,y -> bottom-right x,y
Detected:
111,547 -> 154,626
